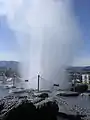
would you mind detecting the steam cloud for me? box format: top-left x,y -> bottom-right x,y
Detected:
3,0 -> 81,89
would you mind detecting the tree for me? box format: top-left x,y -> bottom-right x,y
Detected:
75,84 -> 88,93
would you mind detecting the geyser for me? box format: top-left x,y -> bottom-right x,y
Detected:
5,0 -> 81,89
40,0 -> 81,89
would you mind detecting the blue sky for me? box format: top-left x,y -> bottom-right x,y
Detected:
0,16 -> 16,52
73,0 -> 90,56
72,0 -> 90,66
0,15 -> 18,60
0,0 -> 90,65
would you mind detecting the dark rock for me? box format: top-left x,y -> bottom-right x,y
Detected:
1,97 -> 85,120
3,100 -> 59,120
38,93 -> 49,99
53,84 -> 59,87
0,103 -> 4,113
36,101 -> 59,120
4,102 -> 36,120
25,80 -> 29,82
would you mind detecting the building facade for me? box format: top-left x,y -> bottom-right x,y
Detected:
67,67 -> 90,85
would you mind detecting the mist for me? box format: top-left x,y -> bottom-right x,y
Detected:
39,0 -> 81,89
4,0 -> 81,89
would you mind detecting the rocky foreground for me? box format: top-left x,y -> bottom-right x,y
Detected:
0,90 -> 86,120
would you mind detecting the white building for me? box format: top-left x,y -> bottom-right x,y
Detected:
82,74 -> 90,84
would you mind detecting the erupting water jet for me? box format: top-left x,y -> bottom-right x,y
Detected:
5,0 -> 81,89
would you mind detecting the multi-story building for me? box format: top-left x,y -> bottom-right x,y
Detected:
67,67 -> 90,85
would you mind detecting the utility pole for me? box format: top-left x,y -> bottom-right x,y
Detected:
38,74 -> 40,92
13,73 -> 16,88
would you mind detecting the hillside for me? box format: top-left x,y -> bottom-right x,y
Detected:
0,61 -> 90,73
67,66 -> 90,73
0,61 -> 19,71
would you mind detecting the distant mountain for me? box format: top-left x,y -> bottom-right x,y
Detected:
0,61 -> 19,71
0,61 -> 90,74
67,66 -> 90,73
